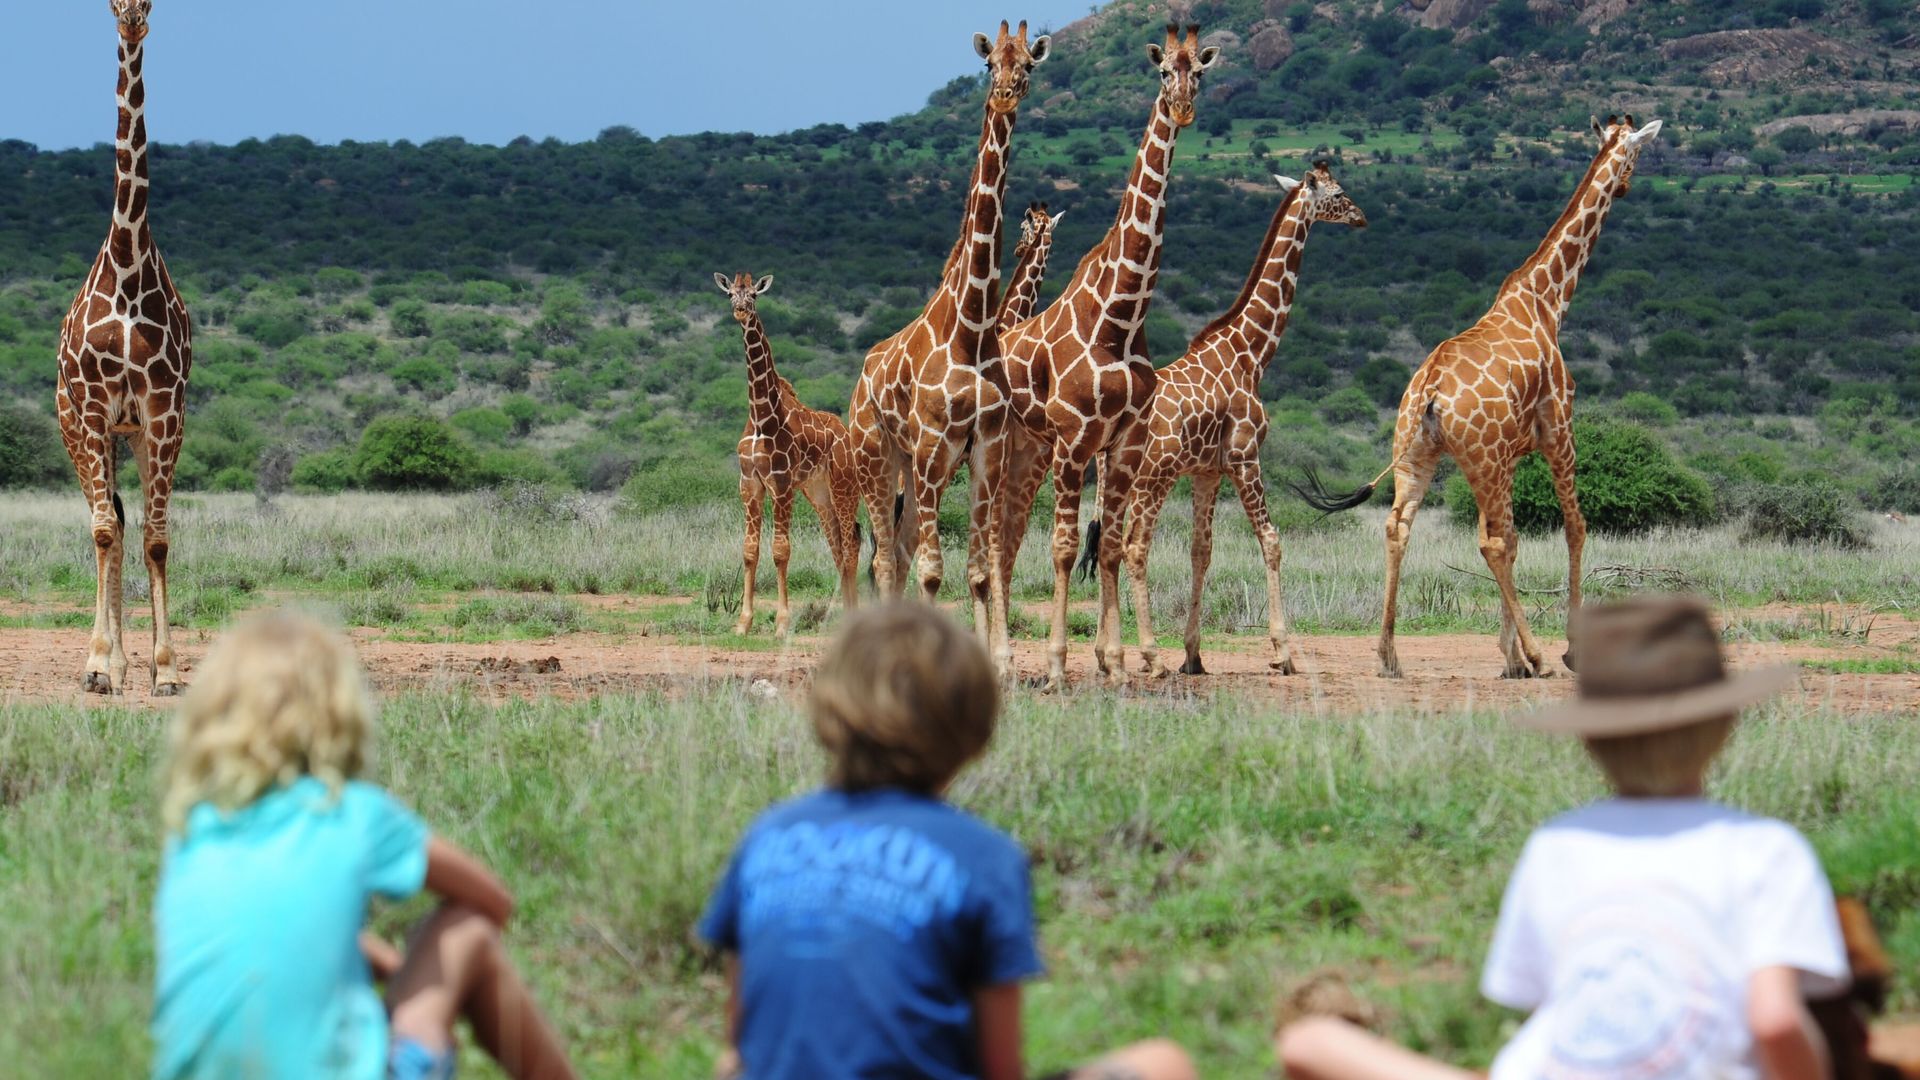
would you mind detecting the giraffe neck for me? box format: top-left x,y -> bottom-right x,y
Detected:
109,37 -> 152,277
996,236 -> 1054,333
1062,95 -> 1180,355
1197,186 -> 1312,376
932,107 -> 1016,356
1495,147 -> 1624,327
739,312 -> 785,428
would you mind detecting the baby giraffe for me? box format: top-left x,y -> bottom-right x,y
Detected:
1114,163 -> 1366,678
715,272 -> 858,636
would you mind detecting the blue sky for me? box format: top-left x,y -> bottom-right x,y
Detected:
4,1 -> 1097,150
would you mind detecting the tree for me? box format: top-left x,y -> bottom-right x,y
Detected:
0,403 -> 67,488
354,415 -> 476,491
1773,126 -> 1819,154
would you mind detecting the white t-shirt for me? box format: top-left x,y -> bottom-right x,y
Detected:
1482,798 -> 1849,1080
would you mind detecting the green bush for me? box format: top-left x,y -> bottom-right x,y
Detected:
1317,386 -> 1377,425
291,448 -> 357,493
354,415 -> 476,491
471,447 -> 564,488
391,357 -> 456,396
0,403 -> 70,489
1447,419 -> 1716,536
1612,391 -> 1679,427
1739,482 -> 1870,548
616,458 -> 737,517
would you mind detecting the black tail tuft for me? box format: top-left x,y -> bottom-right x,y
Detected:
1075,519 -> 1102,581
892,492 -> 906,529
1289,468 -> 1378,514
864,518 -> 878,589
112,491 -> 126,528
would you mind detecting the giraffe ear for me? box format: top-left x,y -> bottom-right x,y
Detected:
1590,114 -> 1604,137
1627,118 -> 1663,147
713,272 -> 731,293
1047,211 -> 1064,229
755,275 -> 774,295
974,32 -> 993,60
1197,46 -> 1221,69
1272,174 -> 1300,195
1145,42 -> 1165,67
1030,35 -> 1052,64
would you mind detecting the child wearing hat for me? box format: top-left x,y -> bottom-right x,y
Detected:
699,602 -> 1195,1080
1279,596 -> 1850,1080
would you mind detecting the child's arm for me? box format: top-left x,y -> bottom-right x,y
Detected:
973,982 -> 1024,1080
424,834 -> 515,927
713,954 -> 743,1079
359,931 -> 403,981
1748,964 -> 1831,1080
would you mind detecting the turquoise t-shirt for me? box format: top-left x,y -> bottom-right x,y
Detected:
151,777 -> 430,1080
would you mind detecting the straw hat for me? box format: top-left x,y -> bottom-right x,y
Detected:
1522,596 -> 1798,736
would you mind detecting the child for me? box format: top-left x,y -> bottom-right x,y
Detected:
151,611 -> 576,1080
699,602 -> 1195,1080
1279,596 -> 1850,1080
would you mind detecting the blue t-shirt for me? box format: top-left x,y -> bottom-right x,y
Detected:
699,787 -> 1043,1080
151,777 -> 430,1080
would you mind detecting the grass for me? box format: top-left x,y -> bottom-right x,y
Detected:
4,692 -> 1919,1077
1801,657 -> 1920,675
2,493 -> 1915,653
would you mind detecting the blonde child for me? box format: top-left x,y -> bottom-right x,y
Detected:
700,602 -> 1195,1080
150,611 -> 576,1080
1279,597 -> 1849,1080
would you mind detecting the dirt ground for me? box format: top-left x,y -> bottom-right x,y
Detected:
4,598 -> 1918,713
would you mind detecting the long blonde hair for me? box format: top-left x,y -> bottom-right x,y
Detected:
162,611 -> 374,832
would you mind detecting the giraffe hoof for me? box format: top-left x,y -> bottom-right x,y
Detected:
1561,649 -> 1578,673
1378,665 -> 1404,680
83,671 -> 116,695
152,682 -> 185,698
1178,656 -> 1208,676
1270,657 -> 1298,676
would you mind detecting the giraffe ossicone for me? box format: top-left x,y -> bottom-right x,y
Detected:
1296,115 -> 1664,680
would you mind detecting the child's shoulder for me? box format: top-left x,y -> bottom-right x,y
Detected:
1532,798 -> 1809,851
746,789 -> 1022,859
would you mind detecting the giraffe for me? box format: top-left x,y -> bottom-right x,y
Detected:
961,201 -> 1063,634
988,23 -> 1218,689
1295,115 -> 1664,679
55,0 -> 192,696
1115,164 -> 1368,680
715,272 -> 859,637
843,21 -> 1049,637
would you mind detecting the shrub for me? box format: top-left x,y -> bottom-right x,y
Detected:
1353,356 -> 1411,407
1447,419 -> 1716,536
1317,386 -> 1377,425
470,447 -> 564,489
0,403 -> 69,489
1740,482 -> 1870,548
291,448 -> 357,493
391,357 -> 456,396
1611,391 -> 1679,427
616,458 -> 737,517
354,415 -> 476,491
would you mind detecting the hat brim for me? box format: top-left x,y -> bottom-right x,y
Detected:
1519,665 -> 1800,737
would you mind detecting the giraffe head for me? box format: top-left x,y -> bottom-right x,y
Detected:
1145,23 -> 1220,128
110,0 -> 152,43
713,272 -> 774,325
1013,201 -> 1062,260
1272,160 -> 1369,229
971,20 -> 1052,116
1588,113 -> 1664,197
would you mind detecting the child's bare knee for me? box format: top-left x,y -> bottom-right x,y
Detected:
1277,1017 -> 1348,1075
1126,1038 -> 1196,1080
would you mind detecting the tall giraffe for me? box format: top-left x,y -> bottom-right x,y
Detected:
843,21 -> 1049,628
1116,164 -> 1367,679
990,24 -> 1218,689
1297,115 -> 1663,679
962,201 -> 1063,633
56,0 -> 192,696
715,272 -> 859,637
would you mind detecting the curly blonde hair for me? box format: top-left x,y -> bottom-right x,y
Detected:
162,611 -> 374,832
811,603 -> 1000,794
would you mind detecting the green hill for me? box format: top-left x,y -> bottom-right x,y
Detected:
1,0 -> 1917,508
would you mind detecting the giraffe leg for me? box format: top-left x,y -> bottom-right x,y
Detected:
986,430 -> 1048,675
1179,474 -> 1223,676
909,437 -> 961,604
1540,433 -> 1585,671
1463,464 -> 1546,679
132,432 -> 184,694
1377,452 -> 1442,679
67,425 -> 126,694
770,485 -> 796,638
1123,470 -> 1180,679
1043,444 -> 1095,692
735,476 -> 763,635
860,451 -> 902,601
1227,457 -> 1296,675
799,471 -> 846,615
1094,449 -> 1135,684
966,438 -> 994,641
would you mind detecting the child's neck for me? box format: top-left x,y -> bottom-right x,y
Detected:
1615,783 -> 1705,800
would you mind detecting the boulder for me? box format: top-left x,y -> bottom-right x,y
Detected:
1250,25 -> 1297,71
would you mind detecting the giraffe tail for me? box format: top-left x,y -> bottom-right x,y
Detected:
112,490 -> 125,529
1074,519 -> 1101,581
1289,467 -> 1379,514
